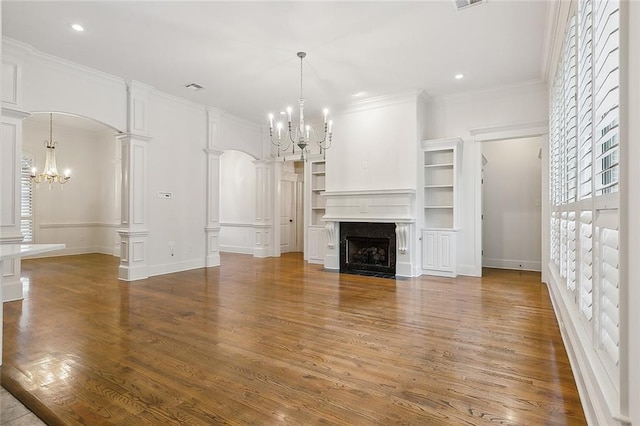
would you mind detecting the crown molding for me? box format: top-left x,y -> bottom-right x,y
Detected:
335,89 -> 426,115
430,79 -> 547,105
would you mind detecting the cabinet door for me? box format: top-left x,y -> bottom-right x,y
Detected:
421,230 -> 438,270
438,232 -> 453,271
307,226 -> 327,263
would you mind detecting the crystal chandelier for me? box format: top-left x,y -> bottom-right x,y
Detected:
268,52 -> 333,160
30,113 -> 72,188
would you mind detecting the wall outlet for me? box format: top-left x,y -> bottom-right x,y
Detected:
169,241 -> 175,257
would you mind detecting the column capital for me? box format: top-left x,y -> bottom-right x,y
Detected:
203,148 -> 224,157
115,132 -> 153,143
1,107 -> 30,120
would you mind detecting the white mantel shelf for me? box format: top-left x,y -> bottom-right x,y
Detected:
323,189 -> 416,197
322,189 -> 416,223
0,244 -> 66,260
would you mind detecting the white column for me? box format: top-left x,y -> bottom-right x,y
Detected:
204,107 -> 224,267
117,81 -> 152,281
1,108 -> 30,302
253,159 -> 274,258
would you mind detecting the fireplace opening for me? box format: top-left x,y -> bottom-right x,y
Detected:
348,237 -> 389,267
340,222 -> 396,278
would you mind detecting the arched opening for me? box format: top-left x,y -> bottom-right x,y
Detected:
22,112 -> 122,259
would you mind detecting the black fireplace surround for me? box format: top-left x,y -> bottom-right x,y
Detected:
339,222 -> 396,277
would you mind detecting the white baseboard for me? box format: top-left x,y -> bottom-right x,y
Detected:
219,244 -> 254,255
457,263 -> 482,277
23,246 -> 114,259
1,278 -> 23,302
147,259 -> 205,277
482,258 -> 541,272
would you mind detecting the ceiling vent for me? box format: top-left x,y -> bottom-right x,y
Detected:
184,83 -> 204,91
454,0 -> 485,11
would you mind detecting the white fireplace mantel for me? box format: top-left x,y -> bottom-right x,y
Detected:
322,189 -> 416,223
321,189 -> 417,277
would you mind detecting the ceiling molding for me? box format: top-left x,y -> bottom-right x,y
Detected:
335,90 -> 426,115
3,36 -> 126,90
430,79 -> 546,105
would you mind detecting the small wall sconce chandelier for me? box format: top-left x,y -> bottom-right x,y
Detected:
30,113 -> 72,189
268,52 -> 333,161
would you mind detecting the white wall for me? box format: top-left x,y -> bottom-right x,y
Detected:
326,94 -> 419,192
427,82 -> 548,276
219,149 -> 256,254
481,136 -> 542,271
22,115 -> 119,256
146,93 -> 208,276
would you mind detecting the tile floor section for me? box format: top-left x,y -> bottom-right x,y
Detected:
0,387 -> 45,426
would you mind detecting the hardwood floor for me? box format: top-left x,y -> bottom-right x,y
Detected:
1,253 -> 586,425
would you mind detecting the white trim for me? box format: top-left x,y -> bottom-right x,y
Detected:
431,80 -> 546,105
147,259 -> 205,277
39,222 -> 119,229
335,90 -> 424,115
219,245 -> 254,255
323,188 -> 415,197
482,258 -> 541,272
219,222 -> 254,228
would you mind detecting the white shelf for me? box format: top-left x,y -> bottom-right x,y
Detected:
424,163 -> 454,168
424,184 -> 454,188
425,206 -> 454,209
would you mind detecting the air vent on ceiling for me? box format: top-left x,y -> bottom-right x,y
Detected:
454,0 -> 485,11
184,83 -> 204,91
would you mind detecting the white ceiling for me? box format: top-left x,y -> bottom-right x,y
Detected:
2,1 -> 550,124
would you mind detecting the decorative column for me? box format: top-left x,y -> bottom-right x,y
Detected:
117,81 -> 153,281
1,50 -> 29,302
204,107 -> 224,267
1,108 -> 30,301
253,159 -> 274,258
1,51 -> 29,366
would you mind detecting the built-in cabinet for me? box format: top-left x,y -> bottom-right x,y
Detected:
420,138 -> 462,277
305,158 -> 326,264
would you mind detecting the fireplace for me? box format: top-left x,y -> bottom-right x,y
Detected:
340,222 -> 396,277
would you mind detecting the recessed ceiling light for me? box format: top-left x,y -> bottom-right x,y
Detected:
70,23 -> 84,32
455,73 -> 464,80
352,91 -> 366,97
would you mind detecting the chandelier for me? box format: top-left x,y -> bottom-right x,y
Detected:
268,52 -> 333,160
30,113 -> 72,188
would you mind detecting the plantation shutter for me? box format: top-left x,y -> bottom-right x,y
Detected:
593,0 -> 619,195
564,16 -> 578,203
20,155 -> 34,243
577,0 -> 593,200
580,211 -> 593,320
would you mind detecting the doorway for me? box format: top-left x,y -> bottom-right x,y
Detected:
279,161 -> 304,253
481,136 -> 543,271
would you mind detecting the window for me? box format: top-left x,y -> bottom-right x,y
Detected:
549,0 -> 620,397
21,153 -> 34,242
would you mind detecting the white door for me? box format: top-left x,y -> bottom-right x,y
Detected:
280,180 -> 295,253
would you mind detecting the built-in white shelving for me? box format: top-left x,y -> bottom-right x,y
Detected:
420,137 -> 462,277
305,158 -> 327,264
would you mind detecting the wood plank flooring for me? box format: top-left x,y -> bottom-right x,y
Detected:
2,253 -> 586,425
